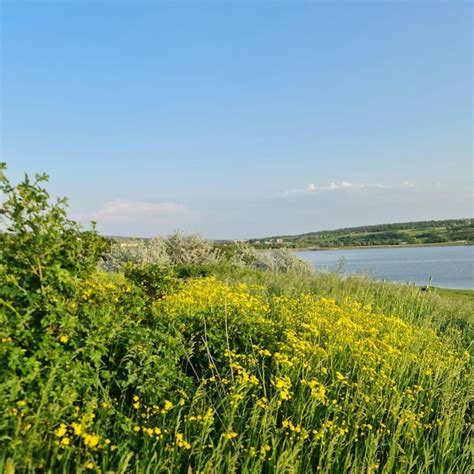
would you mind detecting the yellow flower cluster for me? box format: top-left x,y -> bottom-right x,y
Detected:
53,410 -> 114,451
54,421 -> 103,449
175,432 -> 191,449
154,277 -> 271,321
43,276 -> 469,470
80,277 -> 130,303
301,379 -> 327,405
272,376 -> 293,401
151,276 -> 469,451
185,408 -> 214,424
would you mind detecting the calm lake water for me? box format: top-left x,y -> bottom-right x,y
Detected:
296,245 -> 474,290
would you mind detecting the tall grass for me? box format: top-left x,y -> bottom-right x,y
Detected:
214,265 -> 473,344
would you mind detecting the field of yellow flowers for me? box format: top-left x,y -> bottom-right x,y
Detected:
0,166 -> 472,473
2,272 -> 472,473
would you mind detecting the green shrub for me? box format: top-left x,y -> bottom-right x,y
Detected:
0,163 -> 108,346
124,264 -> 178,300
0,165 -> 189,470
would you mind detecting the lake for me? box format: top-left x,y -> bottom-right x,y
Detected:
296,245 -> 474,290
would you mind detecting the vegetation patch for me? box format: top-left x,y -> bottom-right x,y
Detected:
248,220 -> 474,249
0,165 -> 472,473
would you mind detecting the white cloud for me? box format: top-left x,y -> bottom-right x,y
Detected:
338,181 -> 367,189
283,181 -> 385,196
92,199 -> 193,224
283,183 -> 318,196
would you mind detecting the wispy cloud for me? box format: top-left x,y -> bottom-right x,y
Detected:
283,181 -> 386,196
92,199 -> 194,224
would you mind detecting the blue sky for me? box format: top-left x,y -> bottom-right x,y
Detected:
1,1 -> 472,239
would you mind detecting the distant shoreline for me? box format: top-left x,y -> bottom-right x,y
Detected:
290,241 -> 472,252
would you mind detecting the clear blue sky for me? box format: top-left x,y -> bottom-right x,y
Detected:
1,1 -> 472,239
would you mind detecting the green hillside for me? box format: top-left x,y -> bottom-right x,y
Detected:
249,219 -> 474,249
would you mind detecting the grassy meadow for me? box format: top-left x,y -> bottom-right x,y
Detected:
1,167 -> 472,473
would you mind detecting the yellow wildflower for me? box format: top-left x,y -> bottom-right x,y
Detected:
55,424 -> 67,437
175,432 -> 191,449
71,422 -> 82,436
83,433 -> 99,447
22,423 -> 32,433
260,444 -> 271,458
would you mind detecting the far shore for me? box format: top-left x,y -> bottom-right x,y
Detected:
289,241 -> 472,252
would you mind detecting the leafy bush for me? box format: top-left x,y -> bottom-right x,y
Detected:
220,244 -> 314,275
101,237 -> 170,271
102,232 -> 223,271
0,165 -> 189,470
253,248 -> 314,274
123,264 -> 178,300
104,238 -> 314,277
0,163 -> 108,341
165,231 -> 223,266
227,242 -> 257,268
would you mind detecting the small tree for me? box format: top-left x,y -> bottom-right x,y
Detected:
165,231 -> 222,266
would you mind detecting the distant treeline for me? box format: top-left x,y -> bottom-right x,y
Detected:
247,219 -> 474,249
